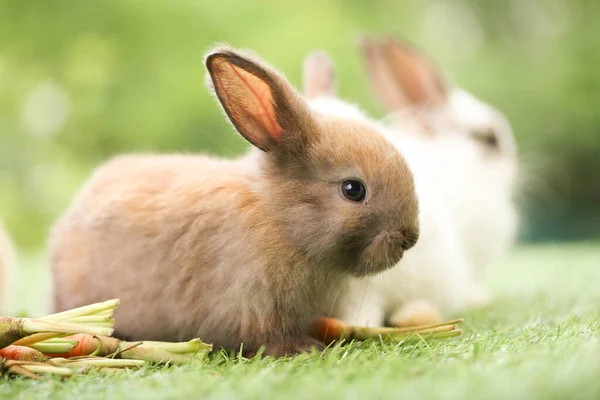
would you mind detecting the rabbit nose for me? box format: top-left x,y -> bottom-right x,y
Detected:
400,229 -> 419,251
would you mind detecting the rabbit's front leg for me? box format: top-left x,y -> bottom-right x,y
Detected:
335,288 -> 386,328
388,299 -> 442,327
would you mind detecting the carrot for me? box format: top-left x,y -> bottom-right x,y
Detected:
311,316 -> 464,344
42,334 -> 212,364
0,345 -> 49,362
45,334 -> 120,358
312,317 -> 350,343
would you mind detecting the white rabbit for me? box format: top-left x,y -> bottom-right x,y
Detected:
360,37 -> 519,290
305,37 -> 518,327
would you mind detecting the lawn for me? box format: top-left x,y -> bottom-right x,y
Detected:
2,242 -> 600,400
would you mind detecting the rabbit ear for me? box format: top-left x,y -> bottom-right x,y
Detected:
303,50 -> 336,99
360,36 -> 448,110
206,47 -> 312,152
359,36 -> 408,111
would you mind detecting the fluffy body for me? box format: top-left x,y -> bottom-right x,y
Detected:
50,46 -> 419,356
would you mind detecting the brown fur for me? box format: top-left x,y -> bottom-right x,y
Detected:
49,45 -> 420,356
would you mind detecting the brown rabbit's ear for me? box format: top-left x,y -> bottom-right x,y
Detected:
206,47 -> 311,152
360,36 -> 448,109
303,50 -> 336,99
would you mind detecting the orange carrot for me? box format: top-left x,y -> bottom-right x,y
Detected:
312,317 -> 350,343
0,345 -> 49,362
312,316 -> 464,344
45,334 -> 120,358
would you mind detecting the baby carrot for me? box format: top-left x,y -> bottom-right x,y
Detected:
311,316 -> 464,343
45,334 -> 120,358
312,317 -> 350,343
0,345 -> 49,362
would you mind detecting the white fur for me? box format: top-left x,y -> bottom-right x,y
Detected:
317,89 -> 518,326
307,97 -> 372,123
432,90 -> 518,272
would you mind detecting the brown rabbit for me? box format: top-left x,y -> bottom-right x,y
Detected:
49,45 -> 420,356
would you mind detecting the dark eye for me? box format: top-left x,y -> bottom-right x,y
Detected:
482,133 -> 499,148
473,129 -> 499,150
341,180 -> 366,202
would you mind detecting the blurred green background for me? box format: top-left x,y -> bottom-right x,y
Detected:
0,0 -> 599,252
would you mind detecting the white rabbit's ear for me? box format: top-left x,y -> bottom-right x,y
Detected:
359,36 -> 408,111
360,36 -> 448,110
302,50 -> 336,99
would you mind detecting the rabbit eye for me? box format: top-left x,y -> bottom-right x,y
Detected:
473,129 -> 499,150
341,180 -> 366,202
483,133 -> 499,148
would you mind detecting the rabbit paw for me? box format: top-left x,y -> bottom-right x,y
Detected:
466,285 -> 491,309
388,300 -> 443,327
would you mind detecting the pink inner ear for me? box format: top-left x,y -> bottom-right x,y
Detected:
362,40 -> 407,111
227,64 -> 282,138
383,41 -> 446,106
213,57 -> 284,142
303,52 -> 335,99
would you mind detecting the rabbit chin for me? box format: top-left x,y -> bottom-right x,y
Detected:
347,230 -> 410,278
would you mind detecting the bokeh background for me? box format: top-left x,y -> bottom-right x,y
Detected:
1,0 -> 599,253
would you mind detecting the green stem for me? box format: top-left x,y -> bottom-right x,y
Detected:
390,329 -> 463,342
40,299 -> 120,322
50,358 -> 146,368
29,341 -> 77,354
22,319 -> 114,337
119,347 -> 201,365
352,323 -> 458,340
68,316 -> 115,324
132,338 -> 213,354
22,364 -> 73,376
114,338 -> 212,364
39,338 -> 79,345
12,332 -> 64,347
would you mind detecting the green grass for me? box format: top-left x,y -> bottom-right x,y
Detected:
2,242 -> 600,399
